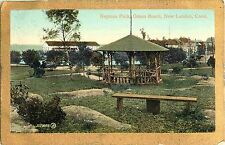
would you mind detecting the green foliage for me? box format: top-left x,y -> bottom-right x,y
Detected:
161,68 -> 168,74
11,82 -> 66,126
32,59 -> 45,78
196,46 -> 205,56
136,52 -> 148,65
113,52 -> 128,65
113,52 -> 129,69
183,55 -> 198,68
69,46 -> 93,67
43,9 -> 80,42
11,66 -> 214,133
207,56 -> 215,68
22,49 -> 40,66
18,96 -> 66,125
163,48 -> 186,64
10,51 -> 21,64
172,66 -> 183,74
91,52 -> 104,66
15,75 -> 107,96
166,105 -> 214,132
33,67 -> 45,78
10,82 -> 29,106
46,50 -> 67,66
82,120 -> 98,131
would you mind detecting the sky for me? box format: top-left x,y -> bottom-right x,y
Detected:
10,9 -> 214,45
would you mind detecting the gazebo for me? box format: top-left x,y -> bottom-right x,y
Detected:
96,34 -> 168,85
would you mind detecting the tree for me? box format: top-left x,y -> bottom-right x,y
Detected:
197,46 -> 205,56
183,55 -> 198,68
140,28 -> 146,40
22,50 -> 40,66
91,52 -> 104,80
136,52 -> 148,65
69,45 -> 93,72
163,48 -> 186,64
10,51 -> 21,64
46,50 -> 67,66
207,56 -> 215,76
43,10 -> 81,43
91,52 -> 104,66
113,52 -> 129,70
43,10 -> 81,78
32,59 -> 45,77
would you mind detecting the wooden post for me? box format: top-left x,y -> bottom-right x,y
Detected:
117,98 -> 123,111
128,52 -> 136,84
147,52 -> 151,69
157,53 -> 161,81
127,52 -> 132,83
107,52 -> 111,83
102,51 -> 106,80
110,52 -> 113,73
150,52 -> 155,69
146,99 -> 160,115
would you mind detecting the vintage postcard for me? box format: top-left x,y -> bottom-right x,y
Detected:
1,0 -> 224,145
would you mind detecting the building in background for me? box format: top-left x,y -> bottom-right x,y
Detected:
43,41 -> 100,51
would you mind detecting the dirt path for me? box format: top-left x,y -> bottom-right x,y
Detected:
42,72 -> 102,81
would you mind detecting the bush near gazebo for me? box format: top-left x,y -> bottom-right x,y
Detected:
163,47 -> 186,64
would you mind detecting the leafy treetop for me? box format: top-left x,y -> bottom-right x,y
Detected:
43,10 -> 81,42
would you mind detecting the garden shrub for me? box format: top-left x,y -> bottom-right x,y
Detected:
10,82 -> 29,106
183,56 -> 198,68
34,67 -> 45,78
82,120 -> 97,131
172,66 -> 183,74
161,68 -> 168,74
166,105 -> 214,132
11,82 -> 66,125
19,96 -> 66,125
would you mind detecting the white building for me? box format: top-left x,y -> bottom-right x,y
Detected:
43,41 -> 100,52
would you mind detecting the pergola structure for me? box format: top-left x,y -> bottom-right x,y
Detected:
96,34 -> 168,84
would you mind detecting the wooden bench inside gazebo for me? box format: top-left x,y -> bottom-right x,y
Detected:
96,34 -> 168,84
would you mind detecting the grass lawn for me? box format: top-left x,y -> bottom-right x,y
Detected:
10,65 -> 215,133
161,63 -> 213,77
11,66 -> 33,80
11,76 -> 107,98
181,67 -> 213,77
11,66 -> 76,80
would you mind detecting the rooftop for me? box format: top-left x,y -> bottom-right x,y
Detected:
46,41 -> 100,47
96,35 -> 168,52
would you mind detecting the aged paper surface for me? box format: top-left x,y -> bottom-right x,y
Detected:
1,0 -> 224,145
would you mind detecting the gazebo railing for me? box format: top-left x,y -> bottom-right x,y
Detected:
102,66 -> 161,84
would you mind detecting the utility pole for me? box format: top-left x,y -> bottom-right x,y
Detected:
168,25 -> 170,39
130,9 -> 132,35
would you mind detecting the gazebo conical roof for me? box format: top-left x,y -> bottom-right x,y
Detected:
97,34 -> 168,52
